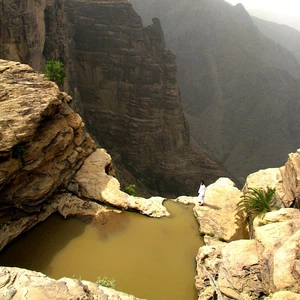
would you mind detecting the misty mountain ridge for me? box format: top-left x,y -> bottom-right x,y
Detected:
249,7 -> 300,32
131,0 -> 300,183
252,16 -> 300,65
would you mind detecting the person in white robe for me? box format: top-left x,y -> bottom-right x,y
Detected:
198,181 -> 206,205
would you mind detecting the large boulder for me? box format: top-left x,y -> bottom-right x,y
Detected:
193,178 -> 243,242
73,149 -> 170,218
243,149 -> 300,208
195,207 -> 300,299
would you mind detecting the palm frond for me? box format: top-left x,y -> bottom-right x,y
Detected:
236,186 -> 276,221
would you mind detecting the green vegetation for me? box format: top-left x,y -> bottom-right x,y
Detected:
124,184 -> 136,196
96,277 -> 116,288
236,186 -> 278,222
45,60 -> 66,86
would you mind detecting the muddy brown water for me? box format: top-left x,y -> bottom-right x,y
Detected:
0,201 -> 204,300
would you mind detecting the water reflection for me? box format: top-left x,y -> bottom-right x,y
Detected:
0,201 -> 203,300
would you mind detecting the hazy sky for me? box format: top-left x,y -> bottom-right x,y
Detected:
226,0 -> 300,30
226,0 -> 299,17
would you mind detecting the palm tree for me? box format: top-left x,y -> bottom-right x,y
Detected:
236,186 -> 277,222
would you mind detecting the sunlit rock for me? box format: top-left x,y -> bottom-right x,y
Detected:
193,178 -> 242,242
0,267 -> 144,300
74,149 -> 170,218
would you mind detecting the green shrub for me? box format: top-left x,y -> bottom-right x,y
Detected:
124,184 -> 136,196
45,60 -> 66,86
236,186 -> 277,221
96,277 -> 116,288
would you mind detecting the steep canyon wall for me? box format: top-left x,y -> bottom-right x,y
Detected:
131,0 -> 300,183
0,0 -> 232,196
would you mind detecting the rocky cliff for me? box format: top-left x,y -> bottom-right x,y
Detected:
252,16 -> 300,64
193,150 -> 300,299
0,59 -> 171,253
0,59 -> 299,300
64,0 -> 231,196
0,0 -> 232,196
131,0 -> 300,183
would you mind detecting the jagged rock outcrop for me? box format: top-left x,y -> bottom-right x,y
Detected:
64,0 -> 232,196
0,60 -> 96,208
244,149 -> 300,208
194,149 -> 300,299
0,59 -> 171,254
0,0 -> 234,197
131,0 -> 300,183
193,178 -> 243,242
195,208 -> 300,300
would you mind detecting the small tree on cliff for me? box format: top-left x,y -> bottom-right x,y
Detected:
45,60 -> 66,86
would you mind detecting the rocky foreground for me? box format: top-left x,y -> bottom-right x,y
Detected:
0,60 -> 300,299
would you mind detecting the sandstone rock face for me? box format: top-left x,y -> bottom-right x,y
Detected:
194,151 -> 300,299
0,59 -> 172,254
131,0 -> 300,184
254,209 -> 300,294
268,291 -> 300,300
244,149 -> 300,208
0,0 -> 233,197
0,267 -> 144,300
195,208 -> 300,299
193,178 -> 243,242
73,149 -> 170,217
64,0 -> 232,196
0,60 -> 96,210
0,0 -> 46,70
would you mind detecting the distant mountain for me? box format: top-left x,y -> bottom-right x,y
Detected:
131,0 -> 300,183
249,8 -> 300,32
252,16 -> 300,64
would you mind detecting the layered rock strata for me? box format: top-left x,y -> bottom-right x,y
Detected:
64,0 -> 231,196
131,0 -> 300,183
0,59 -> 170,254
0,61 -> 299,299
0,0 -> 233,197
0,0 -> 78,103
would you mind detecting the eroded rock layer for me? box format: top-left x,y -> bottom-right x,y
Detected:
0,0 -> 233,197
64,0 -> 231,196
0,59 -> 171,253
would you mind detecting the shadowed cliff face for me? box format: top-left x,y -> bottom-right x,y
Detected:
64,0 -> 232,196
0,0 -> 46,70
0,0 -> 233,196
0,0 -> 79,106
131,0 -> 300,183
66,1 -> 189,162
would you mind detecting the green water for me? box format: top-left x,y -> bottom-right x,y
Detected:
0,201 -> 203,300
